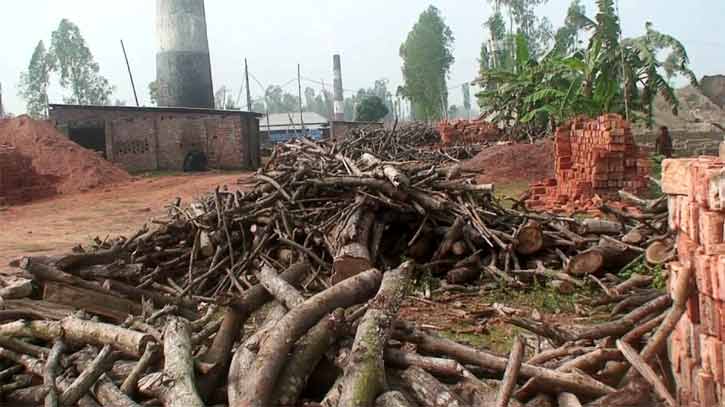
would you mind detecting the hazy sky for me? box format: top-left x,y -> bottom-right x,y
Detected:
1,0 -> 723,114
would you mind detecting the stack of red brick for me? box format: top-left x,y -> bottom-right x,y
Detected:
527,114 -> 650,212
437,119 -> 500,145
0,144 -> 54,205
664,156 -> 725,406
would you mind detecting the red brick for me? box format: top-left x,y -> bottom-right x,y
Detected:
697,371 -> 718,407
662,158 -> 695,195
695,253 -> 714,298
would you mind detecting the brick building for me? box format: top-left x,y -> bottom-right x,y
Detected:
49,104 -> 261,173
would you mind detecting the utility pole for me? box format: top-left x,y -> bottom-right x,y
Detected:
120,40 -> 140,107
297,64 -> 305,136
244,58 -> 252,112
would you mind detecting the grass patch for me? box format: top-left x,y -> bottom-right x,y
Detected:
620,256 -> 667,289
485,283 -> 581,314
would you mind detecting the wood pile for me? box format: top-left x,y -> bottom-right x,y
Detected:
339,122 -> 483,162
527,114 -> 651,213
437,119 -> 501,145
663,157 -> 725,406
0,128 -> 685,406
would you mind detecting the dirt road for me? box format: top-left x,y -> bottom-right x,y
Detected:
0,172 -> 251,268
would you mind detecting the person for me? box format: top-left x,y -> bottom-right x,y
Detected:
655,126 -> 673,158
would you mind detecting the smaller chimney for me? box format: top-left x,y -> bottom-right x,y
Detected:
333,55 -> 344,121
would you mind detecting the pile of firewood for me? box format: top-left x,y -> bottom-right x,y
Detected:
338,122 -> 483,163
0,128 -> 684,406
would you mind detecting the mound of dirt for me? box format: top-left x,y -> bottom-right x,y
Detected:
461,140 -> 554,184
0,116 -> 130,200
651,85 -> 725,131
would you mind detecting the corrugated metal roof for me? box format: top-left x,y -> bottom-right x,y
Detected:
260,112 -> 329,128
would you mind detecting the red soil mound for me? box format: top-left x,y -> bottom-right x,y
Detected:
461,140 -> 554,184
0,116 -> 130,202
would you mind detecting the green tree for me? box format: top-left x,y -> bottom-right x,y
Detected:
399,6 -> 454,121
264,85 -> 299,113
356,96 -> 389,122
552,0 -> 586,56
148,81 -> 159,106
50,19 -> 114,105
18,41 -> 53,118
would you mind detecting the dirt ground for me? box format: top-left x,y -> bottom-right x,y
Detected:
0,172 -> 251,269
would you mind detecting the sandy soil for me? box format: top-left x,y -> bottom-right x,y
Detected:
0,172 -> 251,269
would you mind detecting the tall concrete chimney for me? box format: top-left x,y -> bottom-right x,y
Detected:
156,0 -> 214,108
332,54 -> 344,121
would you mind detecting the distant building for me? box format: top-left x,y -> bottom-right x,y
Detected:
260,112 -> 329,145
49,104 -> 261,173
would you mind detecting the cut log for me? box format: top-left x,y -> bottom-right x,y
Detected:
645,240 -> 673,265
446,266 -> 480,285
0,317 -> 153,357
139,318 -> 203,407
433,217 -> 465,260
495,335 -> 525,407
198,261 -> 309,397
331,197 -> 376,284
272,309 -> 344,406
120,342 -> 159,397
256,263 -> 305,309
616,340 -> 675,407
516,221 -> 544,255
397,366 -> 464,407
384,348 -> 469,378
580,219 -> 621,235
375,391 -> 416,407
62,345 -> 122,406
0,279 -> 33,300
238,268 -> 382,407
557,393 -> 583,407
43,339 -> 65,407
227,303 -> 288,407
43,282 -> 140,322
567,238 -> 639,276
338,262 -> 414,407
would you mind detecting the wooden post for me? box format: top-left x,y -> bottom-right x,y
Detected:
120,40 -> 140,107
298,64 -> 305,136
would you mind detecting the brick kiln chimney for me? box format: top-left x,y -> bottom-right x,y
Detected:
156,0 -> 214,108
333,54 -> 345,121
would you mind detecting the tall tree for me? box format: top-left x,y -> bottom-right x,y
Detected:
50,19 -> 114,105
18,41 -> 54,118
552,0 -> 586,56
400,6 -> 455,121
356,96 -> 389,122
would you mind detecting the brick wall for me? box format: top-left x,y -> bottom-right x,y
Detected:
50,106 -> 260,173
527,114 -> 650,212
663,157 -> 725,406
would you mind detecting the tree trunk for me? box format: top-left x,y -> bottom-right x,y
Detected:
273,309 -> 344,406
568,239 -> 639,276
139,318 -> 204,407
338,262 -> 414,407
0,317 -> 153,357
495,335 -> 525,407
396,366 -> 464,407
516,221 -> 544,256
375,391 -> 416,407
237,268 -> 382,407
